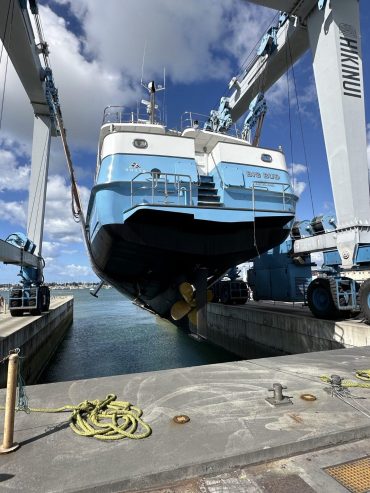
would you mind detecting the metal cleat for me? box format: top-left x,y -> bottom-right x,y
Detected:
266,383 -> 293,406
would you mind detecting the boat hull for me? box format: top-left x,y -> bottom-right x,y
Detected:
88,207 -> 294,319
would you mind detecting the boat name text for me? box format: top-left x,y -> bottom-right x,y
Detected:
247,171 -> 280,180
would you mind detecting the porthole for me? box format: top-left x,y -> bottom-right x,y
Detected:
133,138 -> 148,149
261,153 -> 272,163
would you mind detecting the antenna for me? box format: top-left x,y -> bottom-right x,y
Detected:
140,40 -> 147,89
162,68 -> 167,125
139,42 -> 167,124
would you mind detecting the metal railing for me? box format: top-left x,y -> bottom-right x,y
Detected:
130,171 -> 193,208
102,106 -> 162,125
181,111 -> 242,138
252,181 -> 294,213
213,162 -> 225,190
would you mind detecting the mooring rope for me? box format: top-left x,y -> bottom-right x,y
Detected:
1,349 -> 151,441
320,370 -> 370,389
0,393 -> 152,441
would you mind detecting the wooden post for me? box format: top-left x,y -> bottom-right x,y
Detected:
0,354 -> 20,453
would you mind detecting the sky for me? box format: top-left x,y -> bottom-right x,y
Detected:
0,0 -> 370,283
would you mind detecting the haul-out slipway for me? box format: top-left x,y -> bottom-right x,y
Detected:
4,0 -> 370,328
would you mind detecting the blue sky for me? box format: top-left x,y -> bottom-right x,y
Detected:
0,0 -> 369,283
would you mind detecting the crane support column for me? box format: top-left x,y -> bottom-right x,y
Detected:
27,115 -> 51,257
306,0 -> 370,266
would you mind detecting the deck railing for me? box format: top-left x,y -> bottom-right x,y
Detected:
252,181 -> 293,213
130,171 -> 193,208
102,106 -> 162,125
181,111 -> 242,138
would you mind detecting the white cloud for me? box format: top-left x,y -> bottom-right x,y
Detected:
44,174 -> 90,243
288,162 -> 307,197
42,241 -> 61,258
0,145 -> 30,192
266,61 -> 318,119
0,137 -> 29,157
44,260 -> 92,278
266,76 -> 288,110
289,163 -> 307,176
37,5 -> 140,151
56,0 -> 271,85
291,177 -> 306,197
0,199 -> 27,226
0,163 -> 89,246
63,264 -> 91,277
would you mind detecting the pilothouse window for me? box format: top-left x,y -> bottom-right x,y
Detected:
261,153 -> 272,163
133,139 -> 148,149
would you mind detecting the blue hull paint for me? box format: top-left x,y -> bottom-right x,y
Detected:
86,127 -> 297,323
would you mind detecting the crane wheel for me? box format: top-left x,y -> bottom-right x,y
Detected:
40,285 -> 50,312
30,287 -> 41,315
10,310 -> 23,317
359,278 -> 370,324
307,278 -> 340,320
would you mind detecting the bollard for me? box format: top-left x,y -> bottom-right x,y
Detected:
265,382 -> 292,407
0,354 -> 20,453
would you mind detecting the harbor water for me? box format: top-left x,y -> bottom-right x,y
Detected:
37,289 -> 271,384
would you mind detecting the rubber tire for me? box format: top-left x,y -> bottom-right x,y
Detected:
251,291 -> 259,302
10,310 -> 23,317
40,286 -> 50,312
30,287 -> 42,315
307,278 -> 340,320
359,278 -> 370,324
220,289 -> 230,304
9,288 -> 22,308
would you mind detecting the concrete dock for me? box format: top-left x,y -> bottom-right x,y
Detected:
207,301 -> 370,357
0,296 -> 73,387
1,345 -> 370,492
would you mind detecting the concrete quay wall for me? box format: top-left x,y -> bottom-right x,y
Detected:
0,296 -> 73,387
206,302 -> 370,357
2,346 -> 370,492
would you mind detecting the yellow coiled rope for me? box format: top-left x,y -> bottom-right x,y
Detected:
1,394 -> 152,441
354,369 -> 370,381
320,369 -> 370,388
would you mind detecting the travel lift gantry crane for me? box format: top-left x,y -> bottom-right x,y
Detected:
206,0 -> 370,321
0,0 -> 74,316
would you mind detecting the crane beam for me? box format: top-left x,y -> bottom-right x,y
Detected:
0,0 -> 49,116
0,240 -> 39,268
228,17 -> 309,122
27,115 -> 51,255
245,0 -> 318,20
